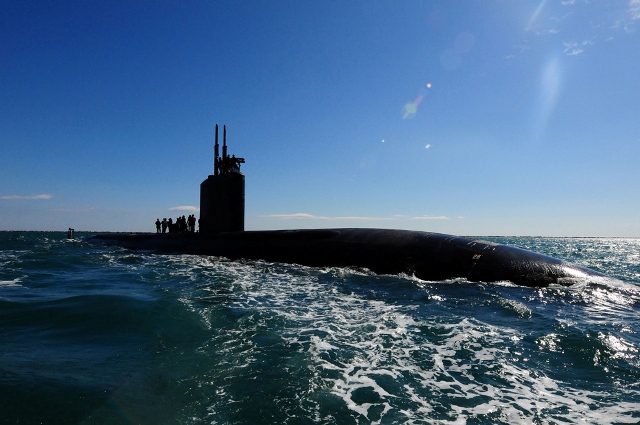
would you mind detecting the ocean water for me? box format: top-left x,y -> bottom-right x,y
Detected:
1,232 -> 639,424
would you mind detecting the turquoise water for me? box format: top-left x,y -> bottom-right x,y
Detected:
1,232 -> 639,424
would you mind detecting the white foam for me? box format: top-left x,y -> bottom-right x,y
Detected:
0,277 -> 23,287
177,259 -> 640,424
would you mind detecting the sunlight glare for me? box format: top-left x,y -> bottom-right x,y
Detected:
528,0 -> 549,29
534,56 -> 562,140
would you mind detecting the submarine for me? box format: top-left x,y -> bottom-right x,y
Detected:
86,125 -> 606,288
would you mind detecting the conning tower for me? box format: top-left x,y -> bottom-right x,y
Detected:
200,124 -> 245,234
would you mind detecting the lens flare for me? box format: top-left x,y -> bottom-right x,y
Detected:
403,95 -> 424,119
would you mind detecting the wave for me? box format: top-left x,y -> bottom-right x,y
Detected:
2,232 -> 640,423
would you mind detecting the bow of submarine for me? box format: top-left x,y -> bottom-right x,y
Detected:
446,238 -> 605,287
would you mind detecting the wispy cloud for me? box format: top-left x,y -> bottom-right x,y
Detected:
562,40 -> 593,55
262,213 -> 394,221
409,215 -> 451,220
631,0 -> 640,19
169,205 -> 199,212
564,45 -> 584,55
0,194 -> 53,200
516,1 -> 638,58
262,213 -> 453,221
263,213 -> 321,220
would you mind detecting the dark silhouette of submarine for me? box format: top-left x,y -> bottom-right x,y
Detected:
86,125 -> 605,288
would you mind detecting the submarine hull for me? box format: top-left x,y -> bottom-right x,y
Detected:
85,228 -> 605,288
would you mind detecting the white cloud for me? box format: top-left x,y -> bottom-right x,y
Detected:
0,194 -> 53,200
563,39 -> 594,55
262,213 -> 320,219
409,215 -> 451,220
631,0 -> 640,20
562,41 -> 585,55
262,213 -> 394,221
262,213 -> 454,221
169,205 -> 199,212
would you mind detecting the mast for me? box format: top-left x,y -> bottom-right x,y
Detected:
222,125 -> 228,164
214,124 -> 220,176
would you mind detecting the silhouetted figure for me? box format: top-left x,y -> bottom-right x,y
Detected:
168,217 -> 173,233
188,214 -> 196,232
155,219 -> 161,233
182,215 -> 187,232
162,218 -> 167,233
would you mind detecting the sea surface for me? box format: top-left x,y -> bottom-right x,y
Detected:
1,231 -> 639,424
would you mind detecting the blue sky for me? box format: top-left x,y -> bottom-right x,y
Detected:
1,0 -> 639,236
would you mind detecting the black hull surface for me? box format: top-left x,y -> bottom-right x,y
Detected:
85,228 -> 606,287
